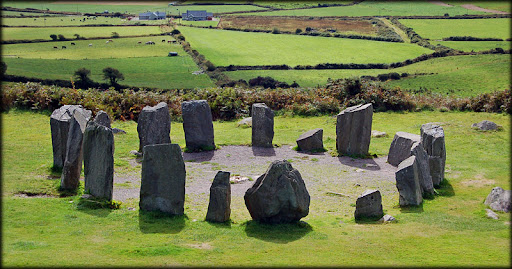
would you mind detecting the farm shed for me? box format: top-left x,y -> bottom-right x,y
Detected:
139,11 -> 166,20
168,52 -> 178,57
181,10 -> 213,21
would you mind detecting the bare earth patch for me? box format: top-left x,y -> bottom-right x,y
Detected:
460,4 -> 509,14
460,174 -> 495,187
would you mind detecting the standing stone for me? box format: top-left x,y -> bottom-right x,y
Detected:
387,132 -> 420,166
354,189 -> 384,220
60,110 -> 88,190
471,120 -> 501,131
410,142 -> 435,198
181,100 -> 215,151
50,105 -> 92,169
421,123 -> 446,187
484,187 -> 511,213
83,121 -> 114,201
137,102 -> 171,153
251,103 -> 274,148
395,156 -> 422,206
336,103 -> 373,156
206,171 -> 231,222
93,110 -> 111,128
140,144 -> 186,215
296,128 -> 324,152
244,160 -> 310,223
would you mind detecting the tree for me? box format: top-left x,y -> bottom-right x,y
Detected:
295,28 -> 302,34
50,34 -> 58,41
73,33 -> 81,39
102,67 -> 124,86
57,34 -> 66,40
1,61 -> 7,78
111,32 -> 120,38
74,68 -> 93,88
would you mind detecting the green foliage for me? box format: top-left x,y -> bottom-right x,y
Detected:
102,67 -> 124,86
49,34 -> 57,40
57,34 -> 66,41
1,61 -> 6,77
3,26 -> 164,41
272,27 -> 280,34
171,29 -> 181,35
111,31 -> 120,38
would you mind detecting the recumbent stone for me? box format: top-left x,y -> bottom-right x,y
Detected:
484,187 -> 511,213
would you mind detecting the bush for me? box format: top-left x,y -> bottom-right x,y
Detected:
176,35 -> 185,41
295,28 -> 302,34
57,34 -> 66,41
204,60 -> 216,71
50,34 -> 57,41
1,61 -> 6,78
272,27 -> 280,34
111,32 -> 120,38
171,29 -> 180,35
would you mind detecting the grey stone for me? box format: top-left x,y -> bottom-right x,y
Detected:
472,120 -> 501,131
206,171 -> 231,222
137,102 -> 171,153
296,128 -> 323,152
421,123 -> 446,187
485,209 -> 499,220
354,189 -> 384,220
83,121 -> 114,200
371,130 -> 388,138
60,110 -> 88,190
50,105 -> 91,169
379,214 -> 396,223
251,103 -> 274,148
336,103 -> 373,156
244,160 -> 310,223
181,100 -> 215,151
93,110 -> 111,128
129,150 -> 142,157
410,142 -> 435,198
395,156 -> 422,206
112,128 -> 126,134
140,143 -> 186,215
237,117 -> 252,128
387,132 -> 420,167
484,187 -> 511,213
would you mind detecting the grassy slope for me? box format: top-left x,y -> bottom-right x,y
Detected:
445,1 -> 511,13
225,54 -> 510,96
236,0 -> 486,16
178,26 -> 433,66
400,18 -> 511,40
251,1 -> 354,9
1,109 -> 510,266
1,26 -> 165,41
2,16 -> 169,27
167,5 -> 268,15
435,41 -> 511,52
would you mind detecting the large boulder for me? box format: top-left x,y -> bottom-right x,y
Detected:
472,120 -> 501,131
336,103 -> 373,156
206,171 -> 231,222
251,103 -> 274,148
395,156 -> 422,206
50,105 -> 91,169
410,142 -> 435,198
354,189 -> 384,220
93,110 -> 111,128
387,132 -> 420,167
140,143 -> 186,215
137,102 -> 171,153
83,121 -> 114,201
181,100 -> 215,151
420,123 -> 446,187
484,187 -> 511,213
244,160 -> 310,223
296,128 -> 323,152
60,110 -> 88,190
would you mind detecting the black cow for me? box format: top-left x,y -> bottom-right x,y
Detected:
62,46 -> 66,49
70,42 -> 76,45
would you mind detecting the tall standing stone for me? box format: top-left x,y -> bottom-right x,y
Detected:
137,102 -> 171,153
60,110 -> 88,190
296,128 -> 324,152
50,105 -> 91,169
93,110 -> 111,128
83,121 -> 114,200
354,189 -> 384,220
410,142 -> 434,197
395,156 -> 422,206
140,143 -> 186,215
244,160 -> 310,223
387,132 -> 420,166
421,123 -> 446,187
336,103 -> 373,156
206,171 -> 231,222
251,103 -> 274,148
181,100 -> 215,151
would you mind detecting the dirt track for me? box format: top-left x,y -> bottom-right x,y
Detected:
460,4 -> 509,15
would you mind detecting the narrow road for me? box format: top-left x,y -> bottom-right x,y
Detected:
378,18 -> 410,43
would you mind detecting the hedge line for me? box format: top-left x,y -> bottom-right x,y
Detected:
442,36 -> 504,41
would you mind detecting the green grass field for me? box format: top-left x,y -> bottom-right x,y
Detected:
178,26 -> 433,66
2,16 -> 169,27
400,19 -> 511,40
1,10 -> 62,16
1,109 -> 510,266
236,0 -> 486,17
177,20 -> 219,27
251,1 -> 354,9
225,54 -> 510,96
1,26 -> 166,41
435,41 -> 511,52
167,5 -> 267,15
444,1 -> 511,13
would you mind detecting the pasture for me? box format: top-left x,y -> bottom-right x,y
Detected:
1,26 -> 165,41
435,40 -> 511,52
177,26 -> 433,66
400,18 -> 511,40
1,109 -> 510,266
2,16 -> 169,27
251,1 -> 354,9
444,1 -> 511,12
166,5 -> 268,15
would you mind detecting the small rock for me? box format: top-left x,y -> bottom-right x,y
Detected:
81,194 -> 93,199
296,128 -> 323,152
229,175 -> 250,184
485,209 -> 499,220
355,169 -> 364,173
371,130 -> 387,138
472,120 -> 501,131
112,128 -> 126,134
354,183 -> 361,187
129,150 -> 142,157
379,214 -> 396,223
484,187 -> 511,212
128,207 -> 136,211
237,117 -> 252,128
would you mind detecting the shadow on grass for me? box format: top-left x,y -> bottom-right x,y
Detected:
76,198 -> 114,218
138,211 -> 187,234
183,150 -> 215,162
337,156 -> 380,170
252,146 -> 276,156
354,216 -> 383,224
243,220 -> 312,243
399,203 -> 424,213
436,178 -> 455,197
206,220 -> 232,229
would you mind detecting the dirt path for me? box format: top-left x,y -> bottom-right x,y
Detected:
378,18 -> 410,43
460,4 -> 509,15
428,1 -> 453,8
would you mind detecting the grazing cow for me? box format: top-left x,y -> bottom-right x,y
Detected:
89,43 -> 93,47
62,46 -> 66,49
71,42 -> 75,45
162,39 -> 166,42
168,40 -> 172,44
108,39 -> 113,42
53,46 -> 58,49
138,41 -> 142,44
106,40 -> 110,44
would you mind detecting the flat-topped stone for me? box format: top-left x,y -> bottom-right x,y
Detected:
421,123 -> 446,187
137,102 -> 171,153
472,120 -> 501,131
395,156 -> 422,206
252,103 -> 274,148
387,132 -> 420,167
336,103 -> 373,156
296,128 -> 323,152
181,100 -> 215,152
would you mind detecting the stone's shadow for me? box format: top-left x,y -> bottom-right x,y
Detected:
206,220 -> 232,229
399,203 -> 424,213
183,150 -> 215,162
138,211 -> 187,234
337,156 -> 380,170
75,199 -> 113,218
436,178 -> 455,197
297,150 -> 327,156
251,146 -> 276,157
243,220 -> 312,244
354,217 -> 384,225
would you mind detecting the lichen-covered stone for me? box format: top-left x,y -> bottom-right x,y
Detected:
395,156 -> 422,206
181,100 -> 215,151
387,132 -> 420,167
137,102 -> 171,153
251,103 -> 274,148
336,103 -> 373,156
206,171 -> 231,222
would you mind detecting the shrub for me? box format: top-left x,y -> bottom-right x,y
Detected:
111,32 -> 120,38
176,35 -> 185,41
57,34 -> 66,41
102,67 -> 124,87
50,34 -> 57,41
295,28 -> 302,34
171,29 -> 180,35
1,61 -> 6,78
204,60 -> 216,71
272,27 -> 280,34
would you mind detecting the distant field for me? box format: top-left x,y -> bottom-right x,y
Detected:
435,41 -> 511,52
3,36 -> 178,59
3,1 -> 173,14
178,26 -> 432,66
236,0 -> 486,17
400,19 -> 511,40
445,1 -> 511,13
2,16 -> 169,27
167,5 -> 268,15
177,20 -> 219,27
1,10 -> 61,16
1,26 -> 165,41
225,54 -> 510,96
251,1 -> 354,9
